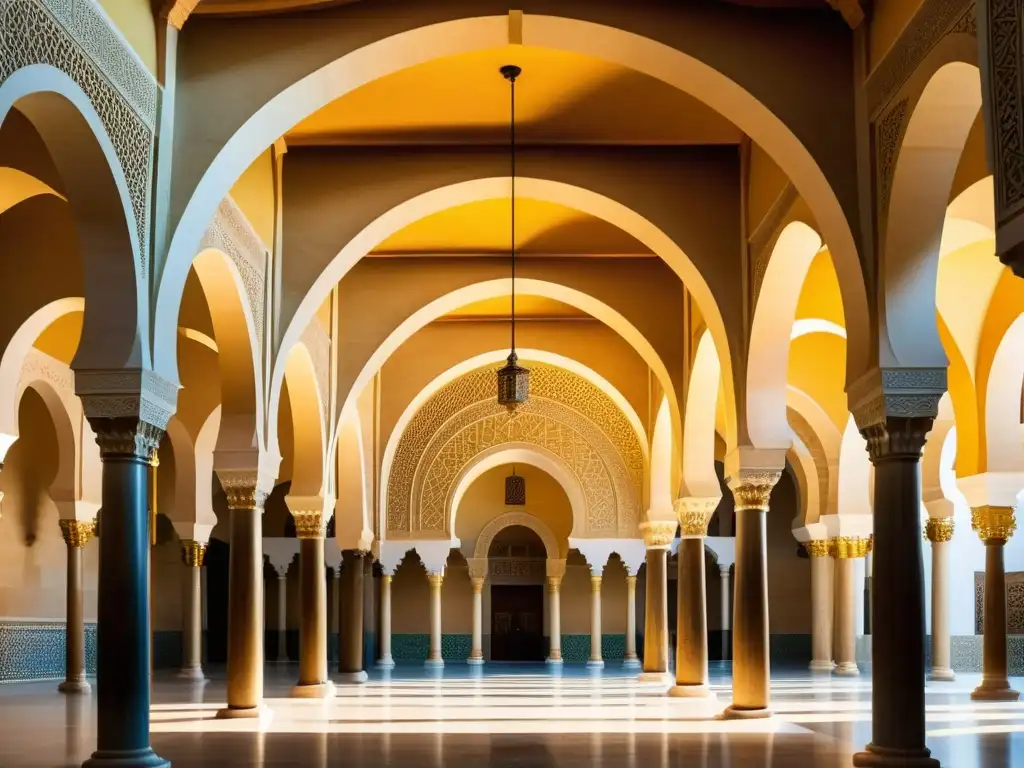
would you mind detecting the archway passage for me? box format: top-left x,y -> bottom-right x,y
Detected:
488,525 -> 548,662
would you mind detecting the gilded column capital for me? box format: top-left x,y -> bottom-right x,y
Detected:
87,416 -> 164,462
291,510 -> 327,540
381,574 -> 392,585
546,576 -> 562,592
590,574 -> 603,592
59,519 -> 95,548
804,539 -> 831,558
471,577 -> 485,594
829,536 -> 873,559
924,517 -> 955,543
971,506 -> 1016,543
625,574 -> 637,589
640,520 -> 676,548
427,572 -> 444,588
727,471 -> 781,511
181,539 -> 207,567
674,496 -> 719,537
218,470 -> 267,512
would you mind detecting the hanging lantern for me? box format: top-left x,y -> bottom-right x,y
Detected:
496,64 -> 529,413
505,467 -> 526,506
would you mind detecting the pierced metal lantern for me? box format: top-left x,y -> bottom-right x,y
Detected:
505,470 -> 526,506
497,350 -> 529,412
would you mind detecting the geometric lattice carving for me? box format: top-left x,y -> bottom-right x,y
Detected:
875,98 -> 909,220
199,197 -> 268,345
387,362 -> 644,538
985,0 -> 1024,226
1,0 -> 159,272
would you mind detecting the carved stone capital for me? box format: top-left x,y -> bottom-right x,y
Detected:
181,539 -> 207,567
467,557 -> 489,581
924,517 -> 955,544
829,536 -> 873,559
76,369 -> 178,433
625,574 -> 637,589
427,572 -> 444,588
546,576 -> 562,592
217,470 -> 267,512
640,520 -> 676,548
674,497 -> 719,538
971,505 -> 1016,543
848,368 -> 944,461
291,510 -> 326,540
88,416 -> 163,462
590,574 -> 602,592
59,519 -> 95,548
727,471 -> 781,512
545,558 -> 567,581
471,577 -> 485,593
804,539 -> 830,558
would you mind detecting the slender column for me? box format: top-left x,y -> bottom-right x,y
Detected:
670,497 -> 718,698
853,413 -> 938,768
274,567 -> 288,663
468,577 -> 485,665
925,518 -> 955,682
338,550 -> 368,682
83,416 -> 168,767
719,564 -> 731,660
177,539 -> 207,681
587,574 -> 604,668
290,507 -> 332,697
377,573 -> 395,668
216,473 -> 267,720
806,540 -> 834,673
624,575 -> 640,667
970,507 -> 1020,701
59,519 -> 95,694
425,571 -> 445,668
329,566 -> 340,664
638,522 -> 674,678
832,538 -> 871,677
546,576 -> 563,664
722,469 -> 780,719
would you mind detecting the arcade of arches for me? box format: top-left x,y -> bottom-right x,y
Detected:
1,1 -> 1024,767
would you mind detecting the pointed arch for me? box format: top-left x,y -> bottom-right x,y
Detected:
472,507 -> 561,562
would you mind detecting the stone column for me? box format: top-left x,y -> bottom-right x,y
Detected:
274,566 -> 289,663
426,571 -> 445,668
83,415 -> 169,766
216,473 -> 268,720
338,550 -> 368,682
624,575 -> 640,668
723,468 -> 780,719
59,519 -> 95,694
290,506 -> 332,698
329,566 -> 340,664
547,578 -> 563,664
805,540 -> 834,673
377,572 -> 395,668
670,497 -> 718,698
719,564 -> 731,660
970,506 -> 1020,701
639,521 -> 674,679
468,577 -> 485,665
177,539 -> 207,682
832,537 -> 871,677
925,518 -> 955,682
587,573 -> 604,668
852,404 -> 939,768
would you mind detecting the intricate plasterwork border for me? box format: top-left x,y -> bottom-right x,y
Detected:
867,0 -> 976,118
848,366 -> 947,432
983,0 -> 1024,227
874,97 -> 909,220
74,367 -> 178,431
0,0 -> 158,272
19,348 -> 74,394
199,196 -> 268,344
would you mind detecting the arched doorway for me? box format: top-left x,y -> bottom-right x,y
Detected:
488,525 -> 547,662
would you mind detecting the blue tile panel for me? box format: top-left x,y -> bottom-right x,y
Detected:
0,621 -> 97,683
391,634 -> 473,661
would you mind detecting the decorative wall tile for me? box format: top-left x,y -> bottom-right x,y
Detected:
974,571 -> 1024,635
559,635 -> 590,663
0,620 -> 97,683
601,634 -> 626,661
767,634 -> 812,665
950,635 -> 983,673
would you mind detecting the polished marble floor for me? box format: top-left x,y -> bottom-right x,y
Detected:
1,663 -> 1021,766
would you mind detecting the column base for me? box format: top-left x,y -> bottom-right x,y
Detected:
292,681 -> 336,698
176,666 -> 207,683
376,655 -> 395,669
927,667 -> 955,682
721,704 -> 772,720
545,656 -> 563,665
335,671 -> 368,684
215,704 -> 273,722
83,748 -> 170,767
58,677 -> 91,695
809,660 -> 835,673
853,744 -> 939,767
637,671 -> 672,684
621,656 -> 642,670
668,683 -> 715,699
834,661 -> 860,677
586,659 -> 605,669
971,681 -> 1020,701
424,659 -> 445,669
466,656 -> 485,666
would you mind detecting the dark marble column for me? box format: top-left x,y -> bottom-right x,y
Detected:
723,470 -> 780,719
290,507 -> 332,698
216,473 -> 267,719
59,519 -> 95,694
853,415 -> 938,768
338,550 -> 367,683
83,417 -> 168,768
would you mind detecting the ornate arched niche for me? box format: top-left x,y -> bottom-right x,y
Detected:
386,362 -> 644,538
